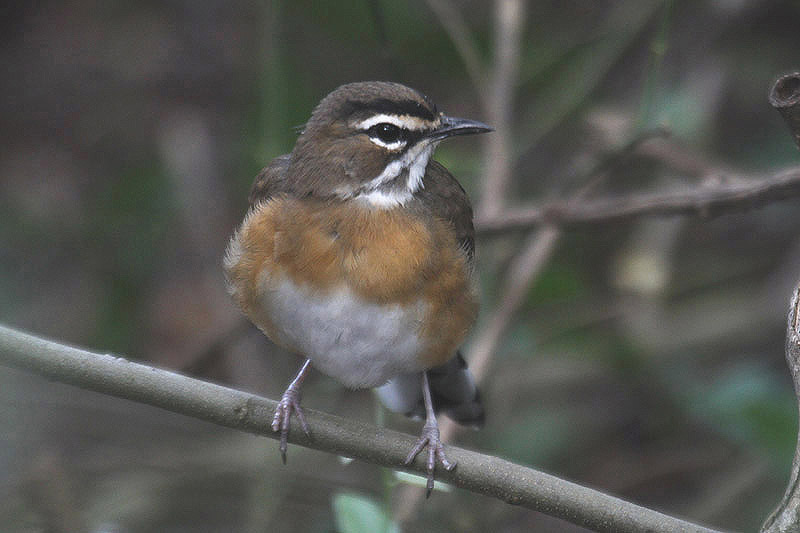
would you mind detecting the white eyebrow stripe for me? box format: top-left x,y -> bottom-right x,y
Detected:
355,113 -> 437,132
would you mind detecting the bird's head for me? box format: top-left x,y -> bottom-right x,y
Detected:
288,81 -> 492,207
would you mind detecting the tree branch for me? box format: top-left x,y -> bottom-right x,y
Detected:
424,0 -> 486,94
394,226 -> 564,521
476,0 -> 526,219
467,226 -> 561,379
762,286 -> 800,532
0,323 -> 723,533
476,166 -> 800,234
397,0 -> 555,521
770,72 -> 800,151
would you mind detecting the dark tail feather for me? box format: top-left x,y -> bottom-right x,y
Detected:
375,352 -> 485,428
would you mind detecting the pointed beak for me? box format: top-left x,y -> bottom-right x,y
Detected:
428,115 -> 494,141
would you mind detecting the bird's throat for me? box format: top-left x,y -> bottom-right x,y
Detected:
356,142 -> 436,208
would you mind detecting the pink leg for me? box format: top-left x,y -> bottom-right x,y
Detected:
403,371 -> 456,497
272,359 -> 312,464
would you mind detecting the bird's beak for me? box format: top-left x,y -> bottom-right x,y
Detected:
428,115 -> 494,141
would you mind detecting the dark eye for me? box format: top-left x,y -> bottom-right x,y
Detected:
367,123 -> 403,144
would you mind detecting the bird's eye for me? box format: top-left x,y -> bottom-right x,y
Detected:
367,123 -> 403,144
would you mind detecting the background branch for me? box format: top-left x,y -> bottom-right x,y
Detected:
770,72 -> 800,150
476,0 -> 525,219
424,0 -> 486,94
0,324 -> 724,533
396,0 -> 557,520
394,226 -> 564,521
476,167 -> 800,234
467,226 -> 561,379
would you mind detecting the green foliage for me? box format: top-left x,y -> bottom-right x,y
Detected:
685,362 -> 797,472
332,493 -> 399,533
497,409 -> 582,466
528,264 -> 586,304
87,164 -> 174,352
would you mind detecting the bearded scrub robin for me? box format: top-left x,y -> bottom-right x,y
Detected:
224,81 -> 491,494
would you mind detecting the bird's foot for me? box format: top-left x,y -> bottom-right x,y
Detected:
403,421 -> 456,497
272,386 -> 310,464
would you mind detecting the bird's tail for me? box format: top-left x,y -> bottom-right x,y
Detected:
375,352 -> 485,428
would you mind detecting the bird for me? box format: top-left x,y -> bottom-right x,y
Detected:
224,81 -> 491,494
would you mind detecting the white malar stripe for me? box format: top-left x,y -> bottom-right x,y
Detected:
357,141 -> 436,208
406,142 -> 435,193
354,113 -> 439,132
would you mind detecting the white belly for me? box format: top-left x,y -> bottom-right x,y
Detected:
261,277 -> 427,388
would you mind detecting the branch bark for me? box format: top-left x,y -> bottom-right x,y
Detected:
0,323 -> 723,533
762,286 -> 800,532
770,72 -> 800,150
476,167 -> 800,234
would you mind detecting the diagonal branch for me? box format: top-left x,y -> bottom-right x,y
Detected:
476,166 -> 800,234
0,323 -> 724,533
424,0 -> 486,94
467,226 -> 561,379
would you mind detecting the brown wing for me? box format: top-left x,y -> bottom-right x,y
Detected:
415,159 -> 476,265
247,154 -> 292,208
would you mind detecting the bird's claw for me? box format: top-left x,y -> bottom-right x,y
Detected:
272,386 -> 310,464
404,422 -> 456,497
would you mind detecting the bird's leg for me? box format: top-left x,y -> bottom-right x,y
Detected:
403,370 -> 456,497
272,358 -> 312,464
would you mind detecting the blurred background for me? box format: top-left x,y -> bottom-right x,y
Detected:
2,0 -> 800,531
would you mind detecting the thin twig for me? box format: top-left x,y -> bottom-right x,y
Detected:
636,0 -> 673,131
0,324 -> 724,533
475,167 -> 800,234
468,226 -> 561,379
394,226 -> 563,520
467,0 -> 541,385
397,0 -> 538,518
477,0 -> 526,219
635,136 -> 730,178
424,0 -> 486,94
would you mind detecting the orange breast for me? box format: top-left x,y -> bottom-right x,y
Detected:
224,196 -> 478,370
